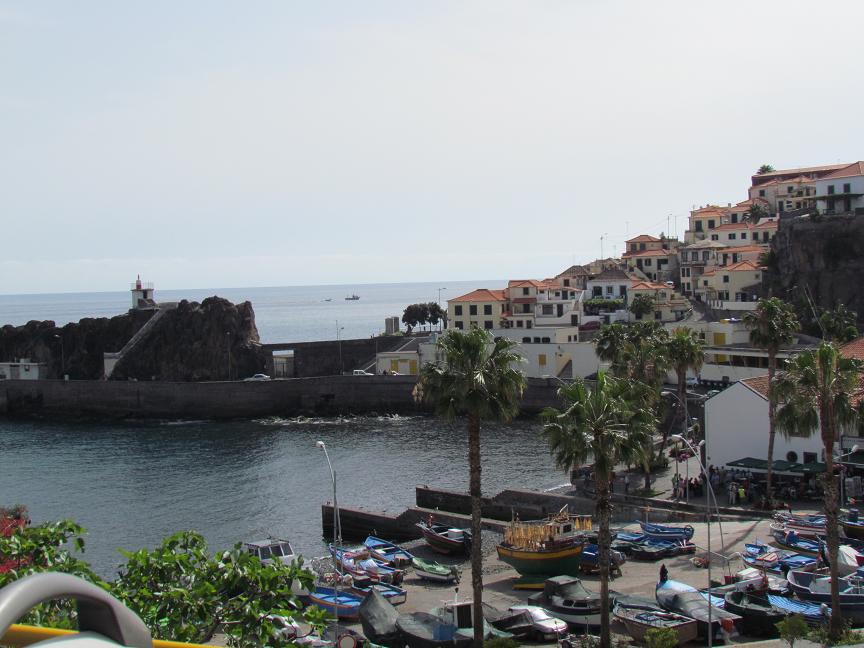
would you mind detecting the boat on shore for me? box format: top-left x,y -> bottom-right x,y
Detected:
613,599 -> 698,644
308,587 -> 364,620
655,577 -> 741,638
348,580 -> 408,606
495,510 -> 591,577
411,556 -> 458,583
527,575 -> 606,628
639,521 -> 695,542
329,544 -> 405,584
770,528 -> 823,557
364,536 -> 413,568
786,570 -> 864,623
416,520 -> 472,555
723,591 -> 828,636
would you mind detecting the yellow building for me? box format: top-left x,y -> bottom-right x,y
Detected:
446,289 -> 508,330
622,234 -> 681,283
628,280 -> 690,322
683,205 -> 730,244
694,260 -> 763,311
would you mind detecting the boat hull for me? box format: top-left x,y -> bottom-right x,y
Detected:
844,521 -> 864,541
496,544 -> 583,577
723,593 -> 784,638
613,606 -> 698,644
308,588 -> 363,620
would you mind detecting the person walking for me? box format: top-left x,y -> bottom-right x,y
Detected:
624,473 -> 630,495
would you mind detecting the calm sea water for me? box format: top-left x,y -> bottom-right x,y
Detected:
0,280 -> 503,343
0,281 -> 566,576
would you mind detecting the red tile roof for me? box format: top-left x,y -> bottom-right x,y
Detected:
741,375 -> 769,400
753,219 -> 779,230
713,223 -> 752,231
450,289 -> 507,302
626,234 -> 661,243
841,338 -> 864,362
623,249 -> 672,258
508,279 -> 555,290
819,161 -> 864,181
631,280 -> 670,291
721,260 -> 763,272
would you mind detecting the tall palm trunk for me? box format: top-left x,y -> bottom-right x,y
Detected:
468,414 -> 484,648
821,409 -> 844,639
595,450 -> 612,648
765,352 -> 777,506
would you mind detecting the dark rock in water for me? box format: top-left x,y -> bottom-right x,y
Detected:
110,297 -> 264,381
0,296 -> 267,381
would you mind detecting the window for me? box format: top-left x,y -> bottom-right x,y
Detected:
522,303 -> 531,313
542,305 -> 553,315
722,275 -> 729,283
711,234 -> 719,240
639,243 -> 646,250
654,311 -> 662,320
606,286 -> 614,294
759,189 -> 765,197
630,244 -> 637,251
828,185 -> 835,195
541,337 -> 551,343
533,337 -> 541,343
728,233 -> 736,240
763,232 -> 769,242
455,321 -> 464,329
484,320 -> 493,329
702,251 -> 710,261
563,279 -> 570,286
522,287 -> 529,295
526,321 -> 532,329
538,354 -> 547,367
483,304 -> 492,315
708,219 -> 715,229
516,320 -> 523,328
787,186 -> 794,193
454,305 -> 463,316
703,280 -> 708,286
644,258 -> 652,266
469,305 -> 477,315
844,183 -> 852,193
803,452 -> 817,464
741,232 -> 747,239
522,337 -> 531,343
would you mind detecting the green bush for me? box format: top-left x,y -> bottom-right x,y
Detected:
644,626 -> 678,648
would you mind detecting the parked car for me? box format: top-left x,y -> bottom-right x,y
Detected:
244,373 -> 271,381
685,376 -> 699,387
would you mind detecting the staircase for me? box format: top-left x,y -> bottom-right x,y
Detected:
105,304 -> 176,378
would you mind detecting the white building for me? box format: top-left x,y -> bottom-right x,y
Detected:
0,359 -> 46,380
705,375 -> 827,469
813,161 -> 864,215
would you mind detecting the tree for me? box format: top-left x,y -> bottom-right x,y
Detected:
665,328 -> 705,448
744,298 -> 799,505
402,303 -> 430,334
628,293 -> 656,320
0,520 -> 325,647
775,614 -> 809,648
757,164 -> 775,175
774,343 -> 863,640
820,304 -> 859,343
426,302 -> 447,331
543,372 -> 653,648
414,329 -> 526,648
746,203 -> 771,223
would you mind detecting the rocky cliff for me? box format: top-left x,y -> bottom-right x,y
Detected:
110,297 -> 264,381
0,297 -> 266,381
765,212 -> 864,330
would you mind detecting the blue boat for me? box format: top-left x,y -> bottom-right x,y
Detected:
640,521 -> 695,542
656,578 -> 740,638
329,544 -> 405,585
364,536 -> 414,568
770,528 -> 823,557
308,587 -> 364,620
741,540 -> 818,574
349,580 -> 408,606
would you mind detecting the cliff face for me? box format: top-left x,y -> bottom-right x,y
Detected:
0,297 -> 266,381
765,213 -> 864,327
110,297 -> 265,381
0,312 -> 152,379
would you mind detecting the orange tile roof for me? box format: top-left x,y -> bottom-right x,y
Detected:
819,161 -> 864,181
741,375 -> 770,400
691,205 -> 730,215
508,279 -> 550,290
728,245 -> 769,254
713,223 -> 753,231
623,249 -> 672,258
841,338 -> 864,361
450,289 -> 507,302
753,219 -> 779,230
723,260 -> 763,272
631,280 -> 670,291
626,234 -> 661,243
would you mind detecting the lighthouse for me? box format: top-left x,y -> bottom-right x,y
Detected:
130,275 -> 156,310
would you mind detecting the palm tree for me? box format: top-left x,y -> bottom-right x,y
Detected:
414,328 -> 526,647
774,343 -> 863,640
543,372 -> 654,648
666,327 -> 705,446
744,298 -> 799,504
595,322 -> 629,373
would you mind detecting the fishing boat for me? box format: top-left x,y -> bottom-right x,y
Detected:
741,541 -> 818,575
348,580 -> 408,606
843,519 -> 864,540
723,591 -> 828,636
526,575 -> 605,628
411,556 -> 458,584
506,605 -> 569,641
308,587 -> 364,620
364,536 -> 413,568
482,604 -> 535,639
655,578 -> 741,638
329,544 -> 405,585
786,570 -> 864,621
774,512 -> 827,536
398,600 -> 511,648
640,521 -> 695,542
612,599 -> 698,644
495,510 -> 591,577
416,520 -> 472,555
579,543 -> 626,575
770,528 -> 823,557
345,294 -> 360,301
359,591 -> 401,646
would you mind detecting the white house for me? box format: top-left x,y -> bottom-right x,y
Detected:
705,375 -> 827,469
813,161 -> 864,215
0,359 -> 46,380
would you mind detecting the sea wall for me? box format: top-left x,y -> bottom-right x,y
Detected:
264,337 -> 409,378
0,376 -> 564,419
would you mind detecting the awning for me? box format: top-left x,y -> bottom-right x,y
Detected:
725,457 -> 825,475
841,450 -> 864,468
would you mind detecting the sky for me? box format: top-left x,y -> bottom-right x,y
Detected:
2,1 -> 863,295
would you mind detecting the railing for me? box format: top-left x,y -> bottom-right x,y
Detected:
130,282 -> 155,290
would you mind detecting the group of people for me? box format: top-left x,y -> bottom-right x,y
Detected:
670,465 -> 764,505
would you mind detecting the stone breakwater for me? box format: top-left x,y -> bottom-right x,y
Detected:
0,376 -> 566,419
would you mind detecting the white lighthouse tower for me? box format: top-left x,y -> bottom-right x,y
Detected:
130,275 -> 156,310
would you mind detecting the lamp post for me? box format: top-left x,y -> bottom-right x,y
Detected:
316,440 -> 341,633
336,321 -> 345,375
837,445 -> 860,506
53,334 -> 65,378
437,288 -> 447,332
671,434 -> 723,648
662,389 -> 697,501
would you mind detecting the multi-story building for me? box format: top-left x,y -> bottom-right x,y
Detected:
813,161 -> 864,215
678,240 -> 726,296
749,163 -> 851,215
693,260 -> 764,311
683,205 -> 730,244
622,235 -> 680,283
628,280 -> 690,322
446,289 -> 508,331
504,279 -> 583,330
706,218 -> 778,246
555,264 -> 592,290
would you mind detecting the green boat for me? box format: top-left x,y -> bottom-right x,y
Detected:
495,509 -> 591,577
412,556 -> 459,583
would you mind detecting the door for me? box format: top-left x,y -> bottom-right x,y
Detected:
557,304 -> 563,317
409,359 -> 418,375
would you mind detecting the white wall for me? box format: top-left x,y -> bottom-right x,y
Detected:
705,381 -> 825,468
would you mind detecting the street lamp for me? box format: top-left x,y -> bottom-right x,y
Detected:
316,440 -> 342,633
438,288 -> 447,332
662,389 -> 697,501
671,434 -> 724,648
336,321 -> 345,375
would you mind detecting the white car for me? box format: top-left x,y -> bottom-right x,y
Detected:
508,605 -> 568,640
244,373 -> 271,381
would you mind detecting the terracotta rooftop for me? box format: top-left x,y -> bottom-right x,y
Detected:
450,289 -> 507,302
626,234 -> 661,243
842,338 -> 864,362
589,268 -> 631,282
728,244 -> 769,254
819,161 -> 864,181
741,375 -> 770,400
623,249 -> 672,258
508,279 -> 556,290
631,280 -> 670,291
713,222 -> 753,232
556,265 -> 590,277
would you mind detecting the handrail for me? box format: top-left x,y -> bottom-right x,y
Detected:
1,624 -> 217,648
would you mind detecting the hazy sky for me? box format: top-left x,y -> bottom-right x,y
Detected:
3,1 -> 863,295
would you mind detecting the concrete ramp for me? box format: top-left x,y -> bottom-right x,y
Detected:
104,304 -> 176,378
